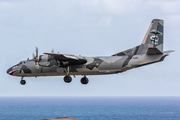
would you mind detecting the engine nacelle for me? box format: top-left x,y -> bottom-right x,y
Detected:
38,55 -> 49,67
38,55 -> 59,67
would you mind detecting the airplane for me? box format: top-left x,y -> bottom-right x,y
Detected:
7,19 -> 174,85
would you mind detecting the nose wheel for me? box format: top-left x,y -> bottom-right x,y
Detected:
20,77 -> 26,85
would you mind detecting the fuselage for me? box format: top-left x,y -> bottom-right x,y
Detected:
7,54 -> 167,77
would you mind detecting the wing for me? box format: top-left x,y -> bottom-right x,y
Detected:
44,53 -> 78,60
44,52 -> 87,67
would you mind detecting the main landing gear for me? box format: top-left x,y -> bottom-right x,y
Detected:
63,66 -> 89,84
63,66 -> 72,83
20,77 -> 26,85
64,75 -> 72,83
63,75 -> 89,85
81,76 -> 89,85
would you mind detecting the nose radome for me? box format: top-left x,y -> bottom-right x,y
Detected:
7,66 -> 18,75
7,67 -> 13,74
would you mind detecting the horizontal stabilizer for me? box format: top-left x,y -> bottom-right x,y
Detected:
147,47 -> 163,55
163,50 -> 175,54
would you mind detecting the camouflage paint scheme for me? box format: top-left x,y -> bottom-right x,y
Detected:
7,19 -> 173,82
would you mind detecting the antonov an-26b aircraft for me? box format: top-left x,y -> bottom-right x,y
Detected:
7,19 -> 174,85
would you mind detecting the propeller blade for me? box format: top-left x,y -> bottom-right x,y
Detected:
35,46 -> 38,57
32,52 -> 35,59
32,47 -> 39,62
51,49 -> 54,53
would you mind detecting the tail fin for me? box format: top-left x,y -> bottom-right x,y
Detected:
142,19 -> 164,54
112,19 -> 164,56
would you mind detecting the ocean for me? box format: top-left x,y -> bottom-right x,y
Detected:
0,97 -> 180,120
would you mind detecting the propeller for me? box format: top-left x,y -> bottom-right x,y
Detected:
32,47 -> 54,69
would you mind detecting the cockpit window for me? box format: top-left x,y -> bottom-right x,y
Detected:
15,61 -> 26,66
15,62 -> 21,66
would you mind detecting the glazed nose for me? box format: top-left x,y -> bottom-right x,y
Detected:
7,67 -> 13,75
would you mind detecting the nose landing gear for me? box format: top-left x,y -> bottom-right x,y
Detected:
20,77 -> 26,85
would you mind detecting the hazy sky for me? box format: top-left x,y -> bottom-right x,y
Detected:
1,0 -> 179,96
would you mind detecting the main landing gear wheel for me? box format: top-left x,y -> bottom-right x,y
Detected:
64,75 -> 72,83
81,77 -> 89,85
20,80 -> 26,85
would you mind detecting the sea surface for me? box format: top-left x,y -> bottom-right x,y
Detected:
0,97 -> 180,120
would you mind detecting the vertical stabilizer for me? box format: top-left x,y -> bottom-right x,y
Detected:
141,19 -> 164,53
